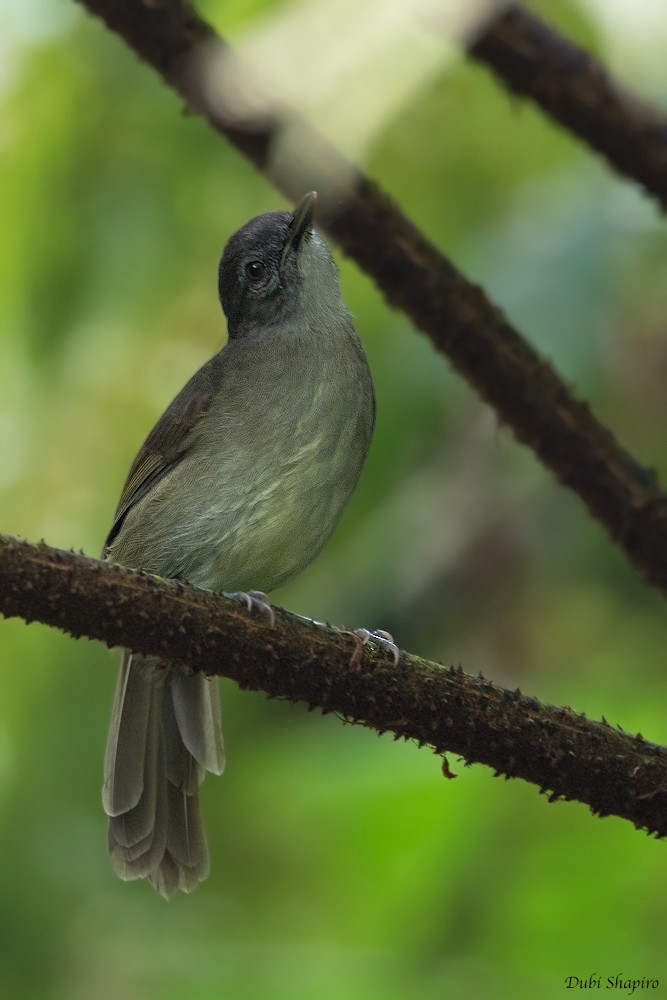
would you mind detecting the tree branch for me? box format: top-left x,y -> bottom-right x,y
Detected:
73,0 -> 667,595
469,4 -> 667,212
2,532 -> 667,836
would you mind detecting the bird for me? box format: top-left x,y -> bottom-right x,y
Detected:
101,192 -> 376,897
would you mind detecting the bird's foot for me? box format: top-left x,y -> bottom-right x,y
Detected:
287,613 -> 400,668
343,627 -> 400,669
223,589 -> 276,626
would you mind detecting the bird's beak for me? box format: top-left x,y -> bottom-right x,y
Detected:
283,191 -> 317,259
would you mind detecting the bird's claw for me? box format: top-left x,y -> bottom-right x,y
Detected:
224,589 -> 276,626
344,627 -> 400,669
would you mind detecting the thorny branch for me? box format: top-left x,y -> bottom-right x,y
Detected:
2,533 -> 667,837
469,4 -> 667,211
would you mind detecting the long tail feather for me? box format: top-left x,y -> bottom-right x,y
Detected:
102,653 -> 154,816
171,672 -> 225,775
103,655 -> 224,896
163,681 -> 203,794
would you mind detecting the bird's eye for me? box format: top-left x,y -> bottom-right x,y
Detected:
245,260 -> 266,282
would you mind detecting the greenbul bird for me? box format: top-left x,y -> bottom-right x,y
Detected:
102,193 -> 376,897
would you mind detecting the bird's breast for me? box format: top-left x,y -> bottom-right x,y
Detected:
185,336 -> 374,592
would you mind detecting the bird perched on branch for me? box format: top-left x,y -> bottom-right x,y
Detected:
101,193 -> 376,897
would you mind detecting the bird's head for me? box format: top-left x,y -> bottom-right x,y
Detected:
218,192 -> 344,339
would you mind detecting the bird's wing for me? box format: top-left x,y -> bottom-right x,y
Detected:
103,353 -> 224,555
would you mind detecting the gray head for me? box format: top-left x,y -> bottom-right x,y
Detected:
218,192 -> 344,339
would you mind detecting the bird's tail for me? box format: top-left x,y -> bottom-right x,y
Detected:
102,652 -> 225,898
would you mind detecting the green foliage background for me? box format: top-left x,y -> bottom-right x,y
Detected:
1,1 -> 666,996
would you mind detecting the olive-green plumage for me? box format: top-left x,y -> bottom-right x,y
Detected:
102,194 -> 375,896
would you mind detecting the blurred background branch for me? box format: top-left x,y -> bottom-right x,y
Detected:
469,4 -> 667,211
75,0 -> 667,596
3,531 -> 667,836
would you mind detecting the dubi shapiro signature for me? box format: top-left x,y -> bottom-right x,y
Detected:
565,976 -> 659,994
